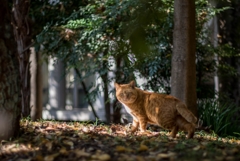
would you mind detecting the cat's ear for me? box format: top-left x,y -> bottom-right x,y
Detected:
114,82 -> 120,90
129,80 -> 135,88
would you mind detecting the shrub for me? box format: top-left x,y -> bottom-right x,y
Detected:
198,98 -> 240,137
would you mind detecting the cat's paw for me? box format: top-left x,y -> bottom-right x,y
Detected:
130,129 -> 137,134
130,127 -> 138,133
139,131 -> 152,136
124,128 -> 137,134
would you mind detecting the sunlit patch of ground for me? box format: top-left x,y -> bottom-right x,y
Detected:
1,120 -> 240,161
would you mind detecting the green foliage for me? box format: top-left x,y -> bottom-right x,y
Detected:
35,0 -> 236,95
35,0 -> 175,95
29,0 -> 85,37
198,98 -> 240,137
34,0 -> 239,124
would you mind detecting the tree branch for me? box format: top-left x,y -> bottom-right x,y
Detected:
74,68 -> 99,120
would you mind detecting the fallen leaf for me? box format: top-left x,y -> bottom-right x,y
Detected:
45,126 -> 55,131
157,153 -> 169,159
98,154 -> 111,161
115,145 -> 127,152
15,159 -> 31,161
230,147 -> 239,154
83,127 -> 90,133
138,144 -> 148,151
193,145 -> 201,151
59,147 -> 67,154
45,141 -> 53,151
33,154 -> 44,161
44,153 -> 59,161
136,156 -> 145,161
62,140 -> 74,148
157,152 -> 176,159
92,154 -> 111,161
74,149 -> 90,157
203,152 -> 207,157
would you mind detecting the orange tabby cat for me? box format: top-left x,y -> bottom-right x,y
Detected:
115,81 -> 197,138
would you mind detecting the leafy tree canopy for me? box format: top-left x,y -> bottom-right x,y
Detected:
35,0 -> 236,97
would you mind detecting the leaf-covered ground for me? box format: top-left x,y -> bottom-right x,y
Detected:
1,120 -> 240,161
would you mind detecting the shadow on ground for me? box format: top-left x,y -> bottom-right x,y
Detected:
1,120 -> 240,161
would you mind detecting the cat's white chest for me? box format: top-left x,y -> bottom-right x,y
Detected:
121,102 -> 138,121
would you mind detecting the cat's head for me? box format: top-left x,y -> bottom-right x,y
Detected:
114,81 -> 138,104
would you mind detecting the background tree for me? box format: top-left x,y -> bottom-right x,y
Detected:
30,49 -> 42,121
171,0 -> 197,116
217,0 -> 240,106
12,0 -> 32,117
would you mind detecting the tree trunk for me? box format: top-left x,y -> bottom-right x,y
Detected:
171,0 -> 197,116
0,0 -> 21,141
30,48 -> 42,121
101,72 -> 111,123
112,57 -> 123,124
12,0 -> 32,117
209,0 -> 219,98
217,1 -> 240,107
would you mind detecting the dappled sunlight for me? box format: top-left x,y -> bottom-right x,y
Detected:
1,120 -> 240,160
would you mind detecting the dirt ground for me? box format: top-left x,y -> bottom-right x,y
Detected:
1,120 -> 240,161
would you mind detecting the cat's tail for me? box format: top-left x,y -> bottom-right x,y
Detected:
176,102 -> 197,124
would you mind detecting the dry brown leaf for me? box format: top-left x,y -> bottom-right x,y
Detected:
157,152 -> 176,159
230,147 -> 239,154
15,159 -> 31,161
59,147 -> 67,154
203,152 -> 207,157
45,126 -> 55,131
44,153 -> 59,161
45,141 -> 53,151
97,154 -> 111,161
33,154 -> 44,161
136,156 -> 145,161
138,144 -> 148,151
74,149 -> 90,157
193,145 -> 201,151
62,140 -> 74,148
115,145 -> 127,152
83,127 -> 90,133
3,143 -> 16,151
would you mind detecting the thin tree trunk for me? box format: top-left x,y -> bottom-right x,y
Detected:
102,73 -> 111,123
112,57 -> 122,124
208,0 -> 219,98
12,0 -> 32,117
30,48 -> 42,121
171,0 -> 197,116
73,70 -> 79,109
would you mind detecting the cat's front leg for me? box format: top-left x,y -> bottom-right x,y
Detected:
131,119 -> 139,133
139,119 -> 147,133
